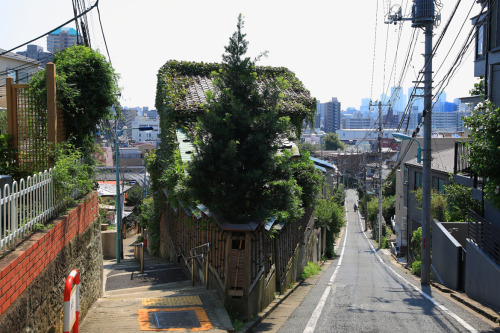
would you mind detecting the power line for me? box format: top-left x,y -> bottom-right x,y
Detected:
0,0 -> 99,57
96,2 -> 112,65
370,0 -> 380,101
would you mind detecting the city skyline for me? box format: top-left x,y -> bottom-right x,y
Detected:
2,1 -> 483,109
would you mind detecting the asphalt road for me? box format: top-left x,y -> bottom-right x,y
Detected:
257,189 -> 499,333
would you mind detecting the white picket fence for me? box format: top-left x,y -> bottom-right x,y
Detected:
0,169 -> 64,252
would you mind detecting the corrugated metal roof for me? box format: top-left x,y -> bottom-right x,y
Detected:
309,156 -> 335,170
314,165 -> 327,173
176,130 -> 196,162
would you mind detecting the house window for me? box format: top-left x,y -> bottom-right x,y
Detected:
476,24 -> 485,59
7,69 -> 29,83
432,176 -> 445,193
404,166 -> 408,185
415,171 -> 422,190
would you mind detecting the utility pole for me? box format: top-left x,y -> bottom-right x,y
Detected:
371,100 -> 390,248
386,0 -> 435,284
421,14 -> 434,286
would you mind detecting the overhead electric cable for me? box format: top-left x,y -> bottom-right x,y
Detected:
0,0 -> 99,57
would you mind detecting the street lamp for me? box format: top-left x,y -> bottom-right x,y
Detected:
115,126 -> 153,263
392,133 -> 422,164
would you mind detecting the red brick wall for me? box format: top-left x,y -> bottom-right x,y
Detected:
0,192 -> 98,316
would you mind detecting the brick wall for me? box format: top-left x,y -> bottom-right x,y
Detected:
0,192 -> 102,332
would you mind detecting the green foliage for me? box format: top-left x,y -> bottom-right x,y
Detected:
315,188 -> 345,258
383,169 -> 396,197
0,134 -> 20,177
138,196 -> 160,254
125,184 -> 144,207
411,227 -> 422,261
51,142 -> 96,206
29,45 -> 119,151
0,108 -> 7,134
321,133 -> 345,151
381,236 -> 388,249
187,16 -> 319,224
300,261 -> 321,280
469,77 -> 485,96
444,181 -> 481,221
411,260 -> 421,276
230,316 -> 244,332
463,99 -> 500,209
413,188 -> 448,222
298,142 -> 318,155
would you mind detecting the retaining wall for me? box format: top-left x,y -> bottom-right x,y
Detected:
0,192 -> 102,333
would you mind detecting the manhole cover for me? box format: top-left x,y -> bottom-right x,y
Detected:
149,310 -> 200,329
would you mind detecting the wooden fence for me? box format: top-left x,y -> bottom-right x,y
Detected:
6,63 -> 65,176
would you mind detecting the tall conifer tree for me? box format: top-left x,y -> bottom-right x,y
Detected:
187,15 -> 303,223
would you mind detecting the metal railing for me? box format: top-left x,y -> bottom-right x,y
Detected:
187,243 -> 210,289
469,210 -> 500,267
0,167 -> 78,252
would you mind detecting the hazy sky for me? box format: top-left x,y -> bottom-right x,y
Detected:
2,0 -> 483,110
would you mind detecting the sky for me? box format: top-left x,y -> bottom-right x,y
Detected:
1,0 -> 483,110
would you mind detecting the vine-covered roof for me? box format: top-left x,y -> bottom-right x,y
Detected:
155,60 -> 316,118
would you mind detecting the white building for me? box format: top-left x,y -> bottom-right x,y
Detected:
131,116 -> 160,142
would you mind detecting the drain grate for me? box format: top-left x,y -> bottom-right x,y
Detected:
137,307 -> 213,331
149,310 -> 200,329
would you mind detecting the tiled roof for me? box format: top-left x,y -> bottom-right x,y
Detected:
156,61 -> 315,116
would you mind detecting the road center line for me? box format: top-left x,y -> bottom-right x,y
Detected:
357,215 -> 479,333
303,209 -> 349,333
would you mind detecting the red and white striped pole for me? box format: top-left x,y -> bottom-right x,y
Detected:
63,269 -> 80,333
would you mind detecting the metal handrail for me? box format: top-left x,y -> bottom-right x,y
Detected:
187,243 -> 210,289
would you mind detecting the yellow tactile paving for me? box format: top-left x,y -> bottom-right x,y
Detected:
137,307 -> 213,331
142,295 -> 203,307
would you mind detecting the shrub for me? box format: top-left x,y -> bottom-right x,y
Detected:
381,236 -> 388,249
412,260 -> 421,276
300,261 -> 321,281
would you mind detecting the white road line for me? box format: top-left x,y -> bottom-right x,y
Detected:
303,207 -> 349,333
357,216 -> 479,333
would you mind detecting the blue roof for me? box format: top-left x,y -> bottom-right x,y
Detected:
314,165 -> 327,173
309,156 -> 335,170
50,27 -> 78,36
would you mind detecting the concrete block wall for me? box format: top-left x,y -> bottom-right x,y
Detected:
0,192 -> 102,332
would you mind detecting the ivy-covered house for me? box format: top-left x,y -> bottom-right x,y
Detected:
151,59 -> 324,319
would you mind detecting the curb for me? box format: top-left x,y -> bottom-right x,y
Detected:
240,279 -> 305,333
449,292 -> 500,324
239,226 -> 346,332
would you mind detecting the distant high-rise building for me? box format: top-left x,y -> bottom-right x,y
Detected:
323,97 -> 341,133
390,86 -> 407,113
47,27 -> 81,53
16,45 -> 52,67
122,109 -> 138,129
360,98 -> 370,114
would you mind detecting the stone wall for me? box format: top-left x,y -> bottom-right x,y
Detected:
0,192 -> 102,333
